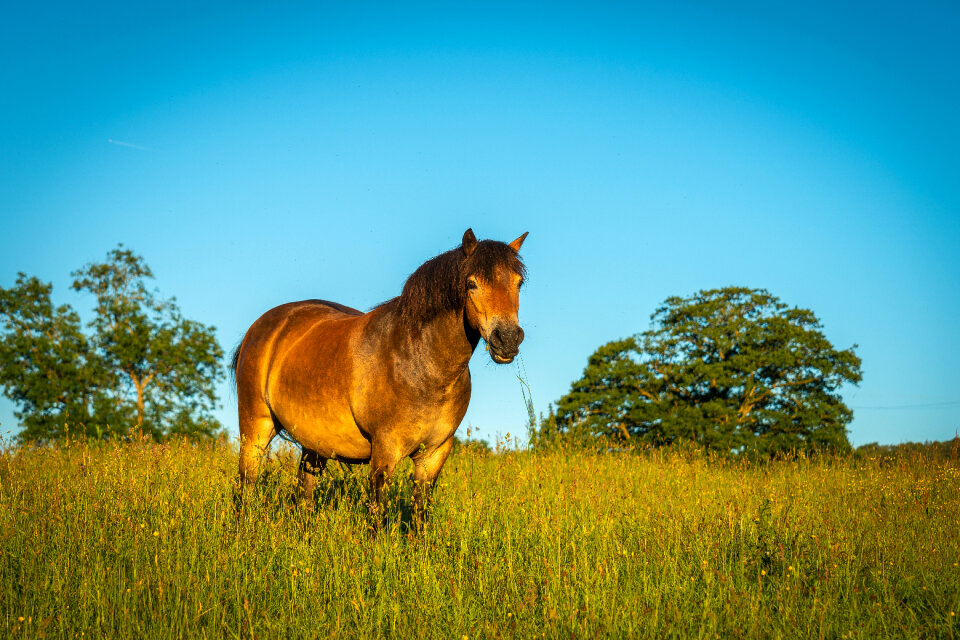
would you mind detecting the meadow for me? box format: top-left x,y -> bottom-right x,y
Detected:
1,437 -> 958,639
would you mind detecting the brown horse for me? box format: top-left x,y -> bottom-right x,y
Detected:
231,228 -> 528,520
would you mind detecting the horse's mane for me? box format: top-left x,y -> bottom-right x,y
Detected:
389,239 -> 526,325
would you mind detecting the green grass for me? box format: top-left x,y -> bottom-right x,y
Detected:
1,438 -> 958,639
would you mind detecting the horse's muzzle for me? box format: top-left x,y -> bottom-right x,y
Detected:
488,323 -> 524,363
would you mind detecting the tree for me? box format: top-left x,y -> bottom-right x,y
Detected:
0,246 -> 224,441
542,287 -> 862,455
0,275 -> 118,440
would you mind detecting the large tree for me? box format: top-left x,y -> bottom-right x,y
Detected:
543,287 -> 862,454
0,275 -> 120,440
0,246 -> 224,441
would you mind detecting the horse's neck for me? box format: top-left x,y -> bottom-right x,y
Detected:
394,307 -> 478,388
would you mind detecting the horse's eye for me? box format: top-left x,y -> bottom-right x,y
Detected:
518,279 -> 524,289
467,279 -> 478,291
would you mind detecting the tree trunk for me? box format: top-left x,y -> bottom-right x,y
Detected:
129,371 -> 154,430
132,376 -> 145,428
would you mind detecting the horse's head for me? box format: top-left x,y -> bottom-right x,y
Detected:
461,228 -> 528,364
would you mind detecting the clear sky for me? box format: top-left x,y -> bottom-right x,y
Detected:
1,1 -> 958,446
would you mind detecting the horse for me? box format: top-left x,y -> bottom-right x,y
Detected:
230,228 -> 528,521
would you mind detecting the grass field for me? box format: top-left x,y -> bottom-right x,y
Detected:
1,437 -> 958,639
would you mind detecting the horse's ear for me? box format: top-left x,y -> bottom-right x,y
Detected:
462,228 -> 478,256
508,231 -> 529,252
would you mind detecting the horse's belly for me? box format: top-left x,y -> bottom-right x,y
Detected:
276,406 -> 372,461
302,423 -> 372,462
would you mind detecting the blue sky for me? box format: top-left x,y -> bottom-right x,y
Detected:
1,1 -> 958,446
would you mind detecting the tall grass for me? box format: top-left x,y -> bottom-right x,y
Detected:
1,437 -> 958,638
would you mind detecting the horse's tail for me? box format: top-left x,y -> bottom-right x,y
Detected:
229,340 -> 243,390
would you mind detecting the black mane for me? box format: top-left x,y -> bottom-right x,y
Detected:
392,239 -> 526,325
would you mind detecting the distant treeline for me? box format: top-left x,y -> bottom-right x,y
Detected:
854,437 -> 960,462
462,432 -> 960,463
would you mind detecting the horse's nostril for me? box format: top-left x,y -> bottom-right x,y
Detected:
489,325 -> 524,353
503,326 -> 522,346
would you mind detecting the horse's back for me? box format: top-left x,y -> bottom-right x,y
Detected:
299,299 -> 364,317
237,300 -> 352,395
271,299 -> 363,319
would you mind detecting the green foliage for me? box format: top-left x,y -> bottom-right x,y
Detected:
0,246 -> 224,441
1,441 -> 958,638
542,287 -> 862,455
0,275 -> 121,440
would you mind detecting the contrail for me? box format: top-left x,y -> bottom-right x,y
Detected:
108,138 -> 155,152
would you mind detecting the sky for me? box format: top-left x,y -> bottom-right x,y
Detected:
1,1 -> 958,447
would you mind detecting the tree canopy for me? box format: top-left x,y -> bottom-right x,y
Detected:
540,287 -> 862,455
0,246 -> 224,442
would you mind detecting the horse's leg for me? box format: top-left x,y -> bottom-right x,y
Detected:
368,440 -> 404,525
411,437 -> 455,524
297,449 -> 327,506
234,413 -> 277,512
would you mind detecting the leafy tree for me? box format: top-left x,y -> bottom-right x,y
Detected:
0,275 -> 116,439
0,246 -> 224,441
542,287 -> 862,455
